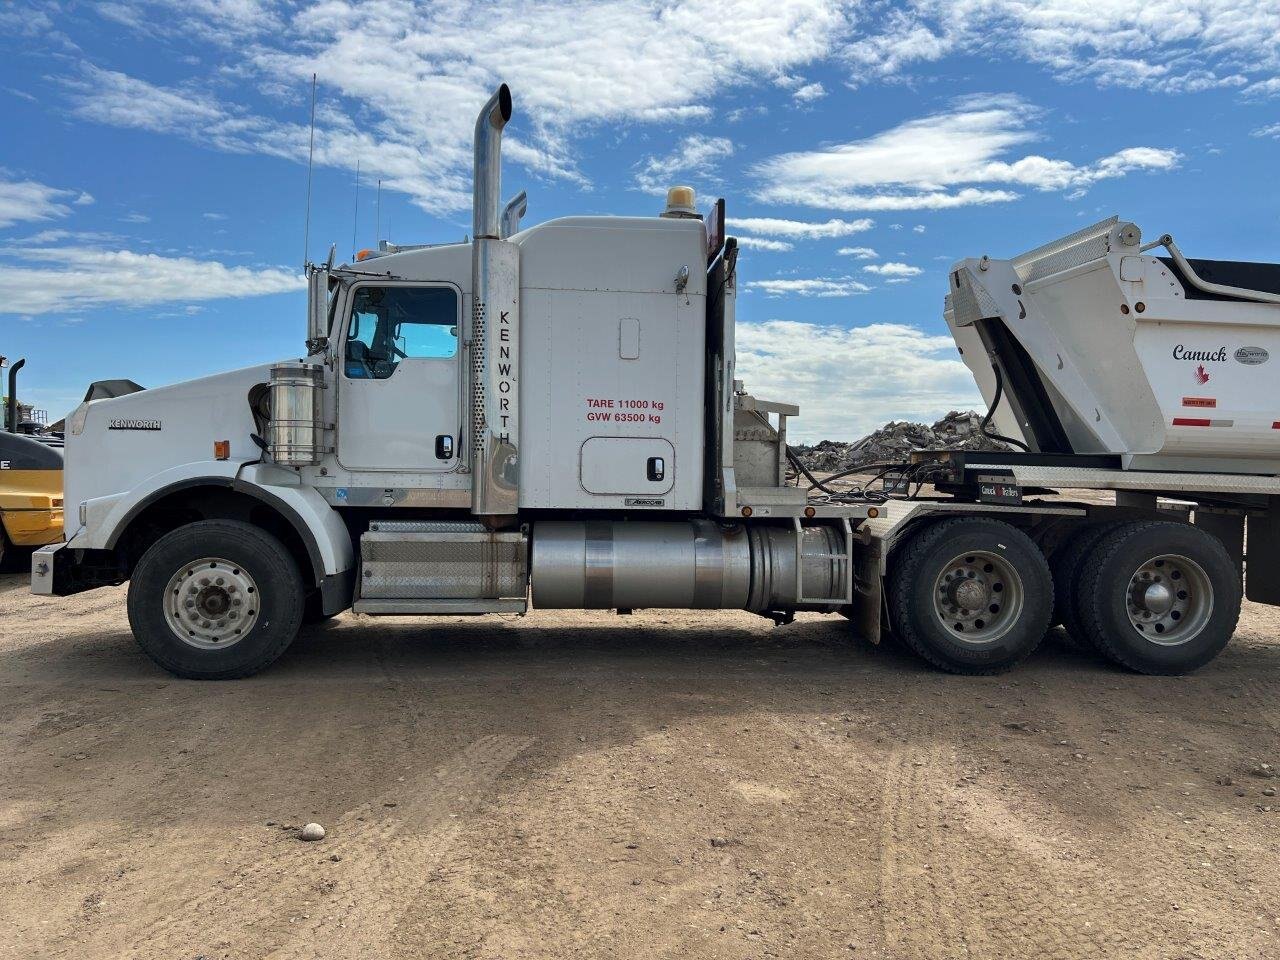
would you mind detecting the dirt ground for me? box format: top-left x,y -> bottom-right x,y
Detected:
2,561 -> 1279,960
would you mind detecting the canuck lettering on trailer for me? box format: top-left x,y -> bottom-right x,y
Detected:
1171,344 -> 1227,363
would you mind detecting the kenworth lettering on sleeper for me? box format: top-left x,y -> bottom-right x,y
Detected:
496,309 -> 513,443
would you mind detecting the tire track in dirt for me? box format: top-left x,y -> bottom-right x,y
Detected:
776,710 -> 1233,960
43,734 -> 531,960
134,627 -> 531,960
263,733 -> 532,960
877,741 -> 974,959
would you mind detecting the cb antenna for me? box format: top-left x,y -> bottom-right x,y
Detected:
376,178 -> 382,245
351,158 -> 360,260
302,73 -> 317,269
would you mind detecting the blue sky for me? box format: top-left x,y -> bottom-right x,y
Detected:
2,0 -> 1277,440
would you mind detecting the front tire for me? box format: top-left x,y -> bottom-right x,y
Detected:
127,519 -> 305,679
1076,520 -> 1240,675
888,518 -> 1053,674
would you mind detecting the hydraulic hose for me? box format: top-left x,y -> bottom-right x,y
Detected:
980,363 -> 1031,452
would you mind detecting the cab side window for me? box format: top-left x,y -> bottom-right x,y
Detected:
344,286 -> 458,380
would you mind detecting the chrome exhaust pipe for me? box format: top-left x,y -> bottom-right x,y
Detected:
470,84 -> 520,519
500,190 -> 527,239
472,83 -> 512,240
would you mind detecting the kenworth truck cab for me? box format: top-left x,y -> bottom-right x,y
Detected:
31,85 -> 874,678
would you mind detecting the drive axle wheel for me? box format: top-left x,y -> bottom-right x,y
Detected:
1050,522 -> 1136,649
1077,521 -> 1240,675
889,518 -> 1052,674
128,519 -> 304,679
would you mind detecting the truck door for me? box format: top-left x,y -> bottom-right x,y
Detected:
336,281 -> 462,471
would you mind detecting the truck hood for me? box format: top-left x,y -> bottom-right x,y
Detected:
63,363 -> 275,537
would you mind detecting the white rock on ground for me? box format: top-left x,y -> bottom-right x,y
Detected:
300,822 -> 326,841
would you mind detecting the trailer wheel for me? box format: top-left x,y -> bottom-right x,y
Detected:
1077,521 -> 1240,675
888,518 -> 1053,674
127,519 -> 305,679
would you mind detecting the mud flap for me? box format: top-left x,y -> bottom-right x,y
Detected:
848,537 -> 883,644
1193,509 -> 1244,574
1246,500 -> 1280,605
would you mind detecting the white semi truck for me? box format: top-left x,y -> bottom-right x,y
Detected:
32,85 -> 1280,679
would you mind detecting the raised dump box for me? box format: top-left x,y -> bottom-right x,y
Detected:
946,217 -> 1280,473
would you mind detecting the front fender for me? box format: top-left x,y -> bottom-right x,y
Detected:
71,460 -> 353,583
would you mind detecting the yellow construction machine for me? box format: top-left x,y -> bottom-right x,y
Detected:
1,358 -> 63,566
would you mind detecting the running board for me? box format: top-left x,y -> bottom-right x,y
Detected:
352,598 -> 527,615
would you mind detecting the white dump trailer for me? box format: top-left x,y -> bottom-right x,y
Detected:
32,84 -> 1280,678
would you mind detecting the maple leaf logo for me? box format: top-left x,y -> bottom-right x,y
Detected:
1194,364 -> 1210,385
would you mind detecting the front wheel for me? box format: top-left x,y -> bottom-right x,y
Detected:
127,519 -> 305,679
888,517 -> 1053,674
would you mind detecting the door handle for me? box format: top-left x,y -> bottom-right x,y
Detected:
646,456 -> 665,482
435,434 -> 454,460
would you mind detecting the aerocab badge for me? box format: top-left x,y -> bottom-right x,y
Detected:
108,418 -> 162,431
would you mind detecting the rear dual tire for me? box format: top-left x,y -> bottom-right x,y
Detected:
1075,520 -> 1240,675
127,520 -> 305,679
888,518 -> 1053,674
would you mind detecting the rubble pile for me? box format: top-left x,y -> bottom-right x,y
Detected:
791,411 -> 1011,473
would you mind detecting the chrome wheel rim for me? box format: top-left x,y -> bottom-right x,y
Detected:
931,550 -> 1024,645
1125,554 -> 1212,646
163,558 -> 259,649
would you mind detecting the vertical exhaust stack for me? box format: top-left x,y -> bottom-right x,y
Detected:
6,358 -> 24,433
470,84 -> 521,519
500,190 -> 527,239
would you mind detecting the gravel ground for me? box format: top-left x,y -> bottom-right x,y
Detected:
2,554 -> 1279,959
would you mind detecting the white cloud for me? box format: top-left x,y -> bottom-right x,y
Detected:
728,216 -> 873,239
634,134 -> 734,194
863,261 -> 923,276
1245,78 -> 1280,98
736,236 -> 795,252
746,276 -> 872,297
0,177 -> 90,228
913,224 -> 926,233
736,319 -> 980,441
1253,121 -> 1280,138
121,212 -> 151,223
67,0 -> 854,214
843,1 -> 1280,96
203,212 -> 228,220
0,245 -> 303,314
793,81 -> 827,102
752,97 -> 1180,210
95,0 -> 283,42
837,246 -> 878,259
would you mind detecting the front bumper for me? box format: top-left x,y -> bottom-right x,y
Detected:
30,541 -> 68,595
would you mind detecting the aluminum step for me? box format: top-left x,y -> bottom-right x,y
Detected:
357,520 -> 529,609
352,598 -> 527,615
